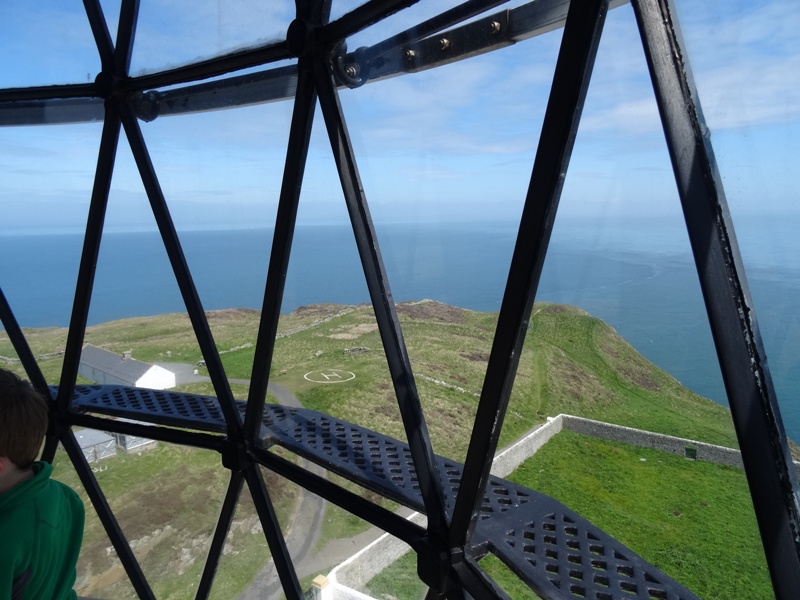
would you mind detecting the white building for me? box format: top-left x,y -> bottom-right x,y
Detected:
79,344 -> 176,390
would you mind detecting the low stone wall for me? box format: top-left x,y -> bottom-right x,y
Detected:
322,420 -> 566,597
319,413 -> 799,599
490,416 -> 563,478
320,512 -> 427,600
559,414 -> 800,478
561,415 -> 743,466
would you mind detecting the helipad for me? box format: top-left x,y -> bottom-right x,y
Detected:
303,369 -> 356,384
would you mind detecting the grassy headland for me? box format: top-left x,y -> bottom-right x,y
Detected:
0,300 -> 755,598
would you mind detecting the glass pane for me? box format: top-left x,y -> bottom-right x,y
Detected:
139,101 -> 293,361
363,540 -> 427,599
503,430 -> 771,599
0,123 -> 99,376
0,1 -> 101,88
339,23 -> 563,460
51,446 -> 139,600
130,1 -> 294,76
334,0 -> 536,49
518,1 -> 730,436
56,439 -> 228,598
272,119 -> 408,445
674,0 -> 800,443
211,467 -> 297,598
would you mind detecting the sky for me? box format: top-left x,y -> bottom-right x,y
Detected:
0,0 -> 798,424
0,0 -> 797,239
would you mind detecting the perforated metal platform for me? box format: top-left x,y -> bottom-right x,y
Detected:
67,384 -> 699,600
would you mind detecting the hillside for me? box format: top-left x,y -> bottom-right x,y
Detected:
0,301 -> 744,598
1,300 -> 738,459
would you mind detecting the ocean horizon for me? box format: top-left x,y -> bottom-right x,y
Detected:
1,220 -> 798,439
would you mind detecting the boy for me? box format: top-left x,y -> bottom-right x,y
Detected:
0,368 -> 84,599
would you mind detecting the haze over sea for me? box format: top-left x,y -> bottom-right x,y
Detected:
1,220 -> 798,440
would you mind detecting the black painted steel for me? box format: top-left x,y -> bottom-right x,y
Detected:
313,55 -> 450,541
3,0 -> 797,597
631,0 -> 800,596
243,55 -> 317,442
55,109 -> 121,414
60,429 -> 155,599
452,558 -> 508,599
125,42 -> 293,94
365,0 -> 509,59
451,0 -> 609,550
67,411 -> 225,452
252,447 -> 427,549
118,105 -> 243,436
0,0 -> 626,125
0,288 -> 48,394
319,0 -> 421,44
65,383 -> 699,599
0,83 -> 97,103
136,66 -> 299,119
114,0 -> 140,78
82,0 -> 115,72
196,472 -> 244,600
244,464 -> 304,600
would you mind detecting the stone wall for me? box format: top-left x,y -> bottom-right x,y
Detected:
319,414 -> 799,598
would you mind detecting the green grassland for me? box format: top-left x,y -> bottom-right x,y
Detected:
0,301 -> 737,454
367,432 -> 772,600
0,300 -> 757,598
495,431 -> 772,599
50,442 -> 297,600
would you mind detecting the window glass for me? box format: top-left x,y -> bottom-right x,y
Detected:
340,22 -> 562,459
0,1 -> 101,87
536,1 -> 727,421
673,0 -> 800,441
0,123 -> 99,383
130,1 -> 294,77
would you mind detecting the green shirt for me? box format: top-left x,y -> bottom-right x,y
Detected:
0,461 -> 84,600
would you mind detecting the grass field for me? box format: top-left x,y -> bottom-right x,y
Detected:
51,442 -> 297,599
367,431 -> 772,600
0,300 -> 760,598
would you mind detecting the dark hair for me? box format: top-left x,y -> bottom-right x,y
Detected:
0,369 -> 49,469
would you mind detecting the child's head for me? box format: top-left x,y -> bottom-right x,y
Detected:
0,368 -> 49,469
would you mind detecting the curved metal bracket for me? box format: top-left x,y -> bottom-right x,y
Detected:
332,41 -> 370,88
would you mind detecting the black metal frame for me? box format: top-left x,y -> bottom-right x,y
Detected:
1,0 -> 797,598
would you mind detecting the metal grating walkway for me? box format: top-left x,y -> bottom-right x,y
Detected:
68,384 -> 699,600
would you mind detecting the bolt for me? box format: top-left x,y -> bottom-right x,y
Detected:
440,38 -> 450,50
489,20 -> 501,34
345,65 -> 357,78
405,49 -> 416,61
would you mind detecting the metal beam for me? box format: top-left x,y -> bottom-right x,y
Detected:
450,0 -> 610,550
631,0 -> 800,595
0,0 -> 629,126
313,52 -> 450,540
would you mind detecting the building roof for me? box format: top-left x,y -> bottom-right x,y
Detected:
75,428 -> 114,448
80,344 -> 153,384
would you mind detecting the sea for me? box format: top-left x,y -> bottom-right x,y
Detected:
1,220 -> 798,440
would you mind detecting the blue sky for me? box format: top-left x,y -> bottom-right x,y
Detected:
0,0 -> 797,237
1,0 -> 797,418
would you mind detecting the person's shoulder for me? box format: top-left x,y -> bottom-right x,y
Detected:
0,499 -> 34,555
50,478 -> 84,508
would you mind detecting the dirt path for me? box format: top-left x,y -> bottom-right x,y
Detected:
156,365 -> 411,598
